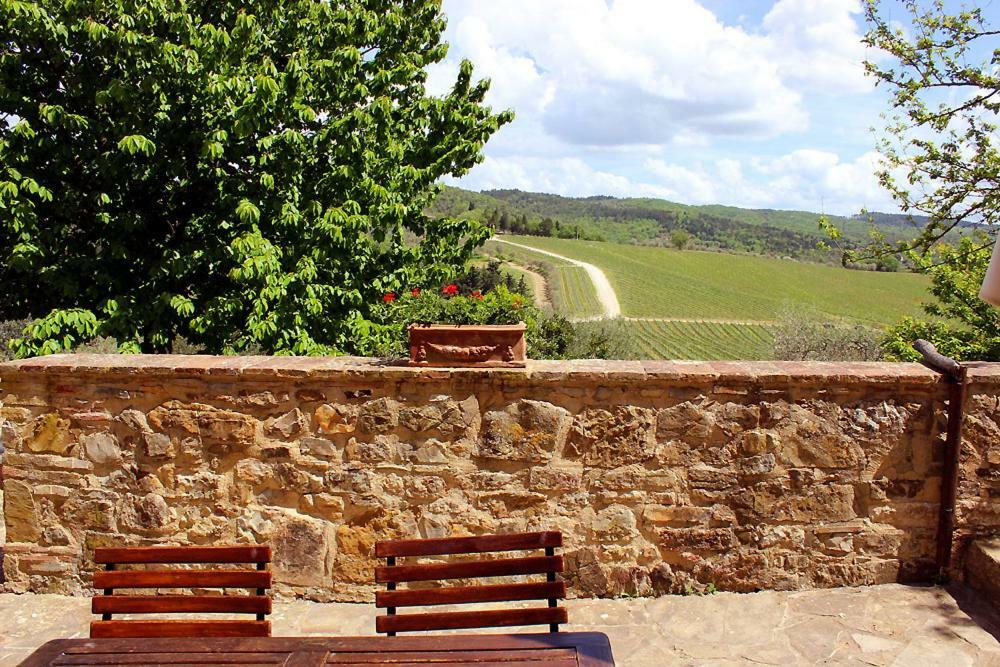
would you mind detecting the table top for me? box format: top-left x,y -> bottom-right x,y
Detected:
19,632 -> 615,666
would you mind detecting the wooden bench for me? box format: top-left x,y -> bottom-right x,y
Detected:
90,545 -> 272,638
374,531 -> 567,635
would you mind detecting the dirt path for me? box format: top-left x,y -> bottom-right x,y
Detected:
493,237 -> 621,318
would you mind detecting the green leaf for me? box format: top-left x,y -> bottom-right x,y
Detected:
236,199 -> 261,224
117,134 -> 156,156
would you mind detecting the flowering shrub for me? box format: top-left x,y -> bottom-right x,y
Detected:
360,285 -> 547,357
360,281 -> 638,361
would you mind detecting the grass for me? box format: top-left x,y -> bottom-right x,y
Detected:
496,235 -> 929,326
627,320 -> 775,360
483,241 -> 603,318
549,265 -> 603,318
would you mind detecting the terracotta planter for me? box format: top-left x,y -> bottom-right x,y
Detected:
408,323 -> 527,368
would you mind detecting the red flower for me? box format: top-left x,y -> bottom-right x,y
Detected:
410,288 -> 421,297
472,290 -> 483,300
512,295 -> 522,309
441,284 -> 458,296
383,292 -> 396,303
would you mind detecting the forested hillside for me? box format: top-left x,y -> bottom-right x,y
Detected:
430,186 -> 923,266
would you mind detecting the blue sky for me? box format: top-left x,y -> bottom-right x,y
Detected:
430,0 -> 999,215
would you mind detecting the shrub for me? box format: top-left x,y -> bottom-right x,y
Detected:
567,318 -> 639,360
455,259 -> 531,299
772,308 -> 883,361
1,319 -> 31,361
368,286 -> 635,360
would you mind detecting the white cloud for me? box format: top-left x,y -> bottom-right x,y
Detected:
643,149 -> 897,213
444,156 -> 676,200
433,0 -> 817,146
434,0 -> 893,214
762,0 -> 871,93
450,149 -> 898,216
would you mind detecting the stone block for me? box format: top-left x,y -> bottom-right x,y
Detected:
142,432 -> 174,458
591,504 -> 640,543
477,400 -> 570,463
642,505 -> 713,527
5,478 -> 41,542
965,537 -> 1000,612
357,397 -> 399,435
314,404 -> 356,435
660,527 -> 739,551
267,408 -> 306,438
81,432 -> 121,464
527,467 -> 581,492
119,493 -> 174,533
399,401 -> 467,434
147,401 -> 256,448
567,405 -> 656,467
301,436 -> 339,459
24,414 -> 72,454
334,524 -> 377,584
272,513 -> 335,587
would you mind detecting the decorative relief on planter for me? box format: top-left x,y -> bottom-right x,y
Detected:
408,323 -> 527,367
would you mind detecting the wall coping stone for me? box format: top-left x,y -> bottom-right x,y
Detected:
3,353 -> 999,387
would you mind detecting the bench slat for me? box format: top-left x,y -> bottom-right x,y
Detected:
375,556 -> 562,584
376,581 -> 566,608
95,546 -> 271,565
89,620 -> 271,638
375,532 -> 562,558
92,595 -> 271,615
93,570 -> 271,590
375,607 -> 567,634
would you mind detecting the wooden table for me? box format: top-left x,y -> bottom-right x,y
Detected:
19,632 -> 615,666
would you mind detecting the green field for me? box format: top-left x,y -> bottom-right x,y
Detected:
484,235 -> 931,361
628,320 -> 775,360
496,235 -> 928,326
548,266 -> 603,318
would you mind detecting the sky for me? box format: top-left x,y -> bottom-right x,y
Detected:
429,0 -> 998,216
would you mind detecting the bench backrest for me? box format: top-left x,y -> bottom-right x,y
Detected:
374,531 -> 566,635
90,545 -> 272,638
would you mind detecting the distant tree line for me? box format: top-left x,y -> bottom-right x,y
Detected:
484,208 -> 600,241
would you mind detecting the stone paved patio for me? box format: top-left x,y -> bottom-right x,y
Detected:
2,584 -> 999,666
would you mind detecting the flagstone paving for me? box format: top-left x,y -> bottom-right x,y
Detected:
2,584 -> 999,666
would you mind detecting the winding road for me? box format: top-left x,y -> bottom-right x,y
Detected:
493,237 -> 621,318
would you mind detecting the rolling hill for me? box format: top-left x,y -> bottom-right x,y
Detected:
483,235 -> 930,360
432,185 -> 924,264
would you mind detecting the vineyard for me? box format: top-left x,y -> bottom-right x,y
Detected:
483,235 -> 932,361
494,235 -> 928,325
626,319 -> 775,360
483,240 -> 603,318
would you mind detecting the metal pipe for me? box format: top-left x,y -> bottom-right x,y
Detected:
912,339 -> 968,575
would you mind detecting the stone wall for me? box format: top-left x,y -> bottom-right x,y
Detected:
1,355 -> 998,601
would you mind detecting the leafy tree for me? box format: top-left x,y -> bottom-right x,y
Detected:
882,234 -> 1000,361
820,1 -> 1000,360
835,0 -> 1000,262
1,0 -> 511,356
670,229 -> 691,250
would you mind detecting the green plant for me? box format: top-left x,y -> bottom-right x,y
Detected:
670,230 -> 692,250
1,0 -> 511,357
495,236 -> 926,325
370,285 -> 558,358
0,318 -> 31,361
772,308 -> 884,362
825,1 -> 1000,264
566,318 -> 639,360
882,235 -> 1000,361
